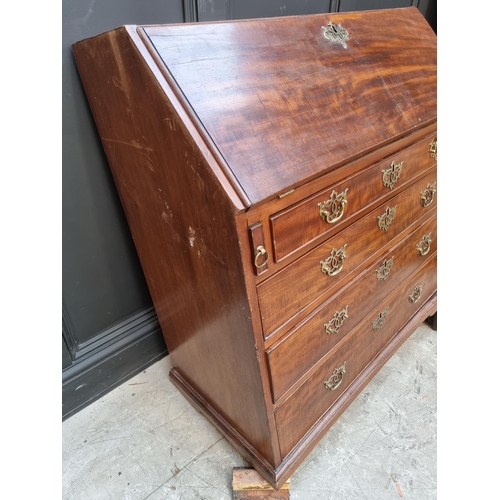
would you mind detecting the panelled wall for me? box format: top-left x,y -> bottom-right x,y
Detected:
62,0 -> 436,420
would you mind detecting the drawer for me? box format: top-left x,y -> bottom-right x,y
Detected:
258,168 -> 437,338
267,214 -> 437,402
275,254 -> 437,458
270,134 -> 437,262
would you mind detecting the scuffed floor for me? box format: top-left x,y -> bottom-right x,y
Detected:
62,323 -> 436,500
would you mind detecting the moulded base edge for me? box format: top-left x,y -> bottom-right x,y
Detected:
169,292 -> 437,490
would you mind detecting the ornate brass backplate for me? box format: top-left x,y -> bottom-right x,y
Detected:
409,284 -> 423,303
416,233 -> 432,256
377,206 -> 397,231
372,306 -> 389,331
324,305 -> 349,335
320,244 -> 347,277
420,182 -> 437,207
322,21 -> 349,48
318,188 -> 348,224
382,161 -> 403,190
429,138 -> 437,159
324,362 -> 347,391
376,257 -> 394,281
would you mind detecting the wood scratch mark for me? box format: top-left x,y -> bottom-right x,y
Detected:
112,75 -> 126,92
205,246 -> 226,267
140,151 -> 155,172
188,226 -> 196,247
374,68 -> 410,126
160,213 -> 190,249
102,138 -> 153,152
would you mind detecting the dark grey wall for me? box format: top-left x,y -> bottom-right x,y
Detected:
339,0 -> 415,11
196,0 -> 433,22
62,0 -> 185,420
63,0 -> 436,421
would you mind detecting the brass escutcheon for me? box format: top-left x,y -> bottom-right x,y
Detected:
324,362 -> 346,391
254,245 -> 269,269
416,233 -> 432,256
376,257 -> 394,281
377,206 -> 397,231
322,21 -> 349,48
420,182 -> 437,207
429,138 -> 437,159
382,161 -> 403,190
409,284 -> 423,304
324,306 -> 349,335
372,306 -> 389,331
318,188 -> 348,224
320,244 -> 347,277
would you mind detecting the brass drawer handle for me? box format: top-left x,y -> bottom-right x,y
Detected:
254,245 -> 269,269
372,306 -> 389,331
429,138 -> 437,159
376,256 -> 394,281
382,161 -> 403,190
377,205 -> 397,231
324,306 -> 348,335
320,244 -> 347,277
318,188 -> 348,224
324,362 -> 346,391
420,182 -> 437,207
416,233 -> 432,256
409,284 -> 423,304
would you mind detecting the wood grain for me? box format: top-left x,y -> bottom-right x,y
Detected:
72,8 -> 437,490
275,254 -> 437,458
271,292 -> 437,488
270,133 -> 436,262
72,26 -> 279,467
144,8 -> 436,204
233,468 -> 290,491
258,168 -> 437,338
247,124 -> 436,282
267,214 -> 437,402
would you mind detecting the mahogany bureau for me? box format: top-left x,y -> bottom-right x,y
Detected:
72,7 -> 437,489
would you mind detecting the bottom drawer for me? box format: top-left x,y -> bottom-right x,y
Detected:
275,254 -> 437,458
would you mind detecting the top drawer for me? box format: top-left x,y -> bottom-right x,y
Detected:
270,134 -> 437,262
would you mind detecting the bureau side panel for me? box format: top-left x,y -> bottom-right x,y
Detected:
72,27 -> 277,465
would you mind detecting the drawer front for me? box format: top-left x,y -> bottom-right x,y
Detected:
267,214 -> 437,402
275,254 -> 437,458
270,134 -> 437,262
258,168 -> 437,337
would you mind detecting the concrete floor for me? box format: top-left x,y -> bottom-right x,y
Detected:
62,323 -> 436,500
